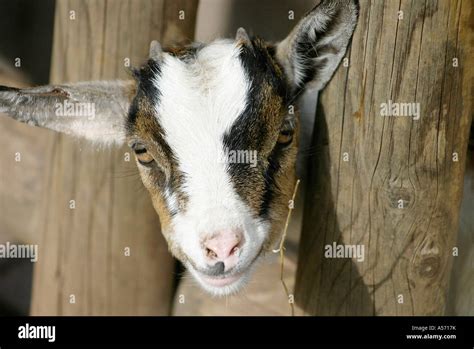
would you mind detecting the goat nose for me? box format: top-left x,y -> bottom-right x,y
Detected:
204,229 -> 243,262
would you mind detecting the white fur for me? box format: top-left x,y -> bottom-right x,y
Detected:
154,40 -> 268,292
163,186 -> 180,213
186,259 -> 255,296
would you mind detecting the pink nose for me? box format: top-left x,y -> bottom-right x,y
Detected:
203,229 -> 243,267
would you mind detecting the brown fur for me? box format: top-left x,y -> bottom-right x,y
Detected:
127,94 -> 188,260
127,42 -> 299,265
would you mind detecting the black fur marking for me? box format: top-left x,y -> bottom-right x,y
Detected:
259,145 -> 284,217
126,98 -> 140,134
126,58 -> 187,215
0,85 -> 19,92
140,59 -> 161,100
265,44 -> 277,58
294,31 -> 318,89
165,42 -> 204,62
223,38 -> 290,219
126,59 -> 161,130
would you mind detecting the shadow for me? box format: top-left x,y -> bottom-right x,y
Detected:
295,99 -> 373,315
0,0 -> 55,84
0,256 -> 33,315
446,125 -> 474,315
0,0 -> 54,316
227,0 -> 317,41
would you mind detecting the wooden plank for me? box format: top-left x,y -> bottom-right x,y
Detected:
28,0 -> 199,315
295,0 -> 473,315
448,146 -> 474,315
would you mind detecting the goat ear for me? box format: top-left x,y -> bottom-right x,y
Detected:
0,80 -> 136,146
275,0 -> 358,94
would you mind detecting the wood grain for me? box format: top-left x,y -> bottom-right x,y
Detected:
27,0 -> 199,315
295,0 -> 473,315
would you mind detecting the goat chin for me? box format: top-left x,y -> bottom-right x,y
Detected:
186,261 -> 257,297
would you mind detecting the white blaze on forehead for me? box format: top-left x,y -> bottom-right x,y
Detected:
154,40 -> 247,208
153,40 -> 266,268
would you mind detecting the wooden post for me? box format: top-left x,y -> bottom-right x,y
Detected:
30,0 -> 198,315
295,0 -> 473,315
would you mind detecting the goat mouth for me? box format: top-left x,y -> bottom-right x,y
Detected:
199,272 -> 243,287
185,250 -> 263,293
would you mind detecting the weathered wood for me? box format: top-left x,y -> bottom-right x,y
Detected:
29,0 -> 199,315
295,0 -> 473,315
448,147 -> 474,315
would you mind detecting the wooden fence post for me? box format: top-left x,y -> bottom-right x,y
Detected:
295,0 -> 473,315
30,0 -> 199,315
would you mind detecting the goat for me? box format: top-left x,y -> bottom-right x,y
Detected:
0,0 -> 358,296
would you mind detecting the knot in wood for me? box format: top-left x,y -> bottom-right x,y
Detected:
384,186 -> 414,211
417,256 -> 440,278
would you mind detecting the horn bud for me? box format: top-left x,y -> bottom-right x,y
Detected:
235,27 -> 252,47
149,40 -> 163,61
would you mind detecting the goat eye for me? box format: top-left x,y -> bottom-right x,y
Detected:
277,130 -> 294,146
134,146 -> 155,165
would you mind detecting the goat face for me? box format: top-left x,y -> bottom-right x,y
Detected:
127,38 -> 299,294
0,0 -> 358,295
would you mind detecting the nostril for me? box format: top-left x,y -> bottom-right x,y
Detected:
230,245 -> 240,256
203,229 -> 244,261
206,247 -> 218,259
